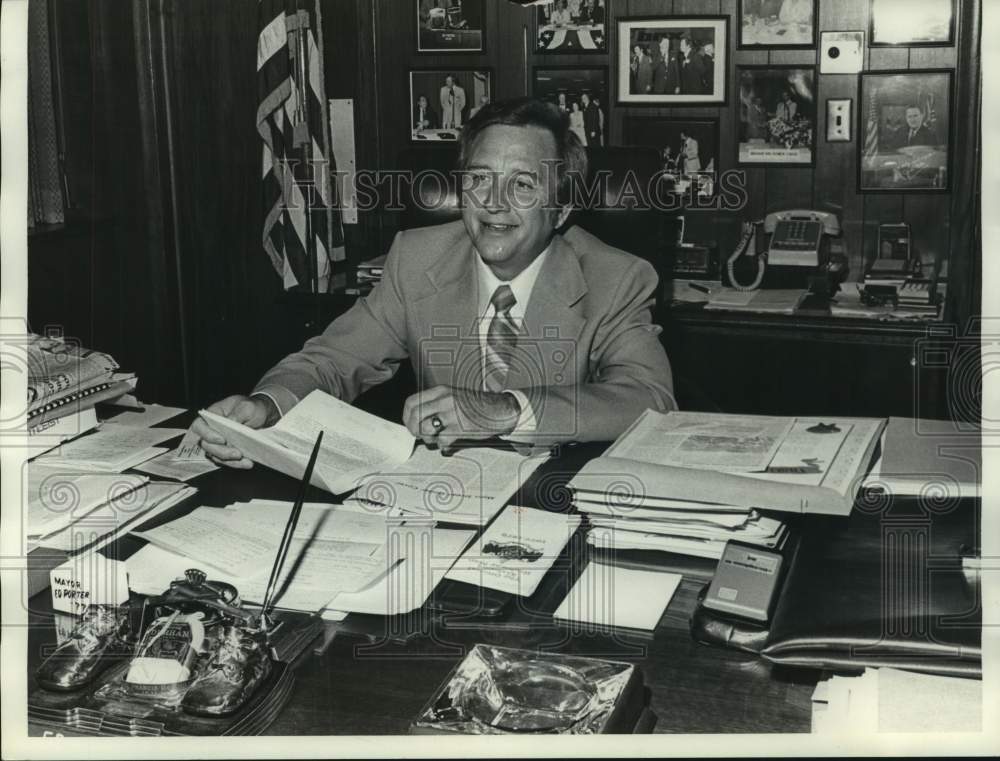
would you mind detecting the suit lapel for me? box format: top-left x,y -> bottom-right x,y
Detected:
413,240 -> 482,389
506,234 -> 587,391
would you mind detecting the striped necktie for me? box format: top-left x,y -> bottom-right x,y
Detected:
484,285 -> 518,392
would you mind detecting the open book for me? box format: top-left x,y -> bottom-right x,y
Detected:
199,390 -> 415,494
569,410 -> 886,517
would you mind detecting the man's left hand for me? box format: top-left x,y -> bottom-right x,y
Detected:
402,386 -> 521,449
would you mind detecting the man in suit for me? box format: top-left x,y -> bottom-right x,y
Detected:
581,92 -> 601,146
413,94 -> 438,131
633,44 -> 653,95
677,37 -> 707,96
192,98 -> 675,461
440,74 -> 466,129
903,106 -> 936,147
651,37 -> 672,94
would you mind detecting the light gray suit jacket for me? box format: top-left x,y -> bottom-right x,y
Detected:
254,221 -> 676,443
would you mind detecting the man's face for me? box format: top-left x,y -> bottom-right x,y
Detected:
704,43 -> 714,57
581,93 -> 590,106
905,108 -> 924,129
461,125 -> 570,280
418,96 -> 428,108
445,76 -> 454,87
659,38 -> 669,56
680,39 -> 691,55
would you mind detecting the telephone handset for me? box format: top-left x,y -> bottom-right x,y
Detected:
725,209 -> 846,292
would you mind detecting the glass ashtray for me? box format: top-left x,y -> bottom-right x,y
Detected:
412,645 -> 638,734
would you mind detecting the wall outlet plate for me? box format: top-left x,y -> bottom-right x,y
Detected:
820,31 -> 864,74
826,98 -> 853,142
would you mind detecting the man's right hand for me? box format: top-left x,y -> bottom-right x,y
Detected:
189,394 -> 279,469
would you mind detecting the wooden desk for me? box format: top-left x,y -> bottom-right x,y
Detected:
25,440 -> 821,734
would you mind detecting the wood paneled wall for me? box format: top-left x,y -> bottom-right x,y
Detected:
365,0 -> 964,281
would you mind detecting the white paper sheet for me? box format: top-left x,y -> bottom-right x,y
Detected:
199,390 -> 415,494
553,561 -> 681,631
446,506 -> 581,596
27,466 -> 149,538
36,482 -> 195,554
323,527 -> 475,615
104,403 -> 186,428
35,423 -> 185,472
347,444 -> 548,526
134,448 -> 220,481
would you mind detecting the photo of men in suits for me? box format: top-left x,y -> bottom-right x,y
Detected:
410,70 -> 491,141
623,23 -> 721,102
193,98 -> 675,459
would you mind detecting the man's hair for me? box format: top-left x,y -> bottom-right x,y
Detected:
458,97 -> 588,206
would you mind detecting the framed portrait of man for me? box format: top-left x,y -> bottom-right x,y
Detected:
416,0 -> 486,53
737,66 -> 816,166
623,116 -> 721,199
616,17 -> 728,105
738,0 -> 817,49
869,0 -> 956,46
533,66 -> 610,147
535,0 -> 609,54
409,69 -> 493,142
857,69 -> 953,192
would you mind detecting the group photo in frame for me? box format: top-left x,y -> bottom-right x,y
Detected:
869,0 -> 956,45
533,66 -> 609,147
738,0 -> 817,48
409,69 -> 493,142
623,116 -> 720,198
737,66 -> 816,165
857,69 -> 953,192
416,0 -> 486,53
617,17 -> 728,105
535,0 -> 608,53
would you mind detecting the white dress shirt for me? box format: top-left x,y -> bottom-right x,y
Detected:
474,244 -> 552,435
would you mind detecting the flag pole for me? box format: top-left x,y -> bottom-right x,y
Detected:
293,10 -> 317,294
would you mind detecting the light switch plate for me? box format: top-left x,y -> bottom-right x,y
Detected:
826,98 -> 852,142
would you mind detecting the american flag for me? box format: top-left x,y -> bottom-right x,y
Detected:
257,0 -> 345,292
863,85 -> 879,167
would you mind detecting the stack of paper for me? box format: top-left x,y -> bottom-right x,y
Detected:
26,465 -> 195,555
130,500 -> 425,613
346,443 -> 550,526
33,422 -> 186,473
568,410 -> 885,559
811,668 -> 981,733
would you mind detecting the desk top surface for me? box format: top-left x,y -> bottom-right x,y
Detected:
28,427 -> 975,736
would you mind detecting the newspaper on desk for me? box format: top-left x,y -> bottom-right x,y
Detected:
345,443 -> 550,526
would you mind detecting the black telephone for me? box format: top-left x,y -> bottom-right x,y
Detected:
724,209 -> 848,294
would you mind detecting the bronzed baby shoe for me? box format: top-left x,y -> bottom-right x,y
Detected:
35,604 -> 132,691
181,624 -> 272,716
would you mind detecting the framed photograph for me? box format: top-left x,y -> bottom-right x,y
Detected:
409,69 -> 493,143
416,0 -> 486,53
738,0 -> 816,49
617,17 -> 728,105
533,66 -> 609,147
825,98 -> 853,142
857,69 -> 952,192
536,0 -> 608,54
870,0 -> 956,46
737,66 -> 816,166
623,116 -> 720,198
